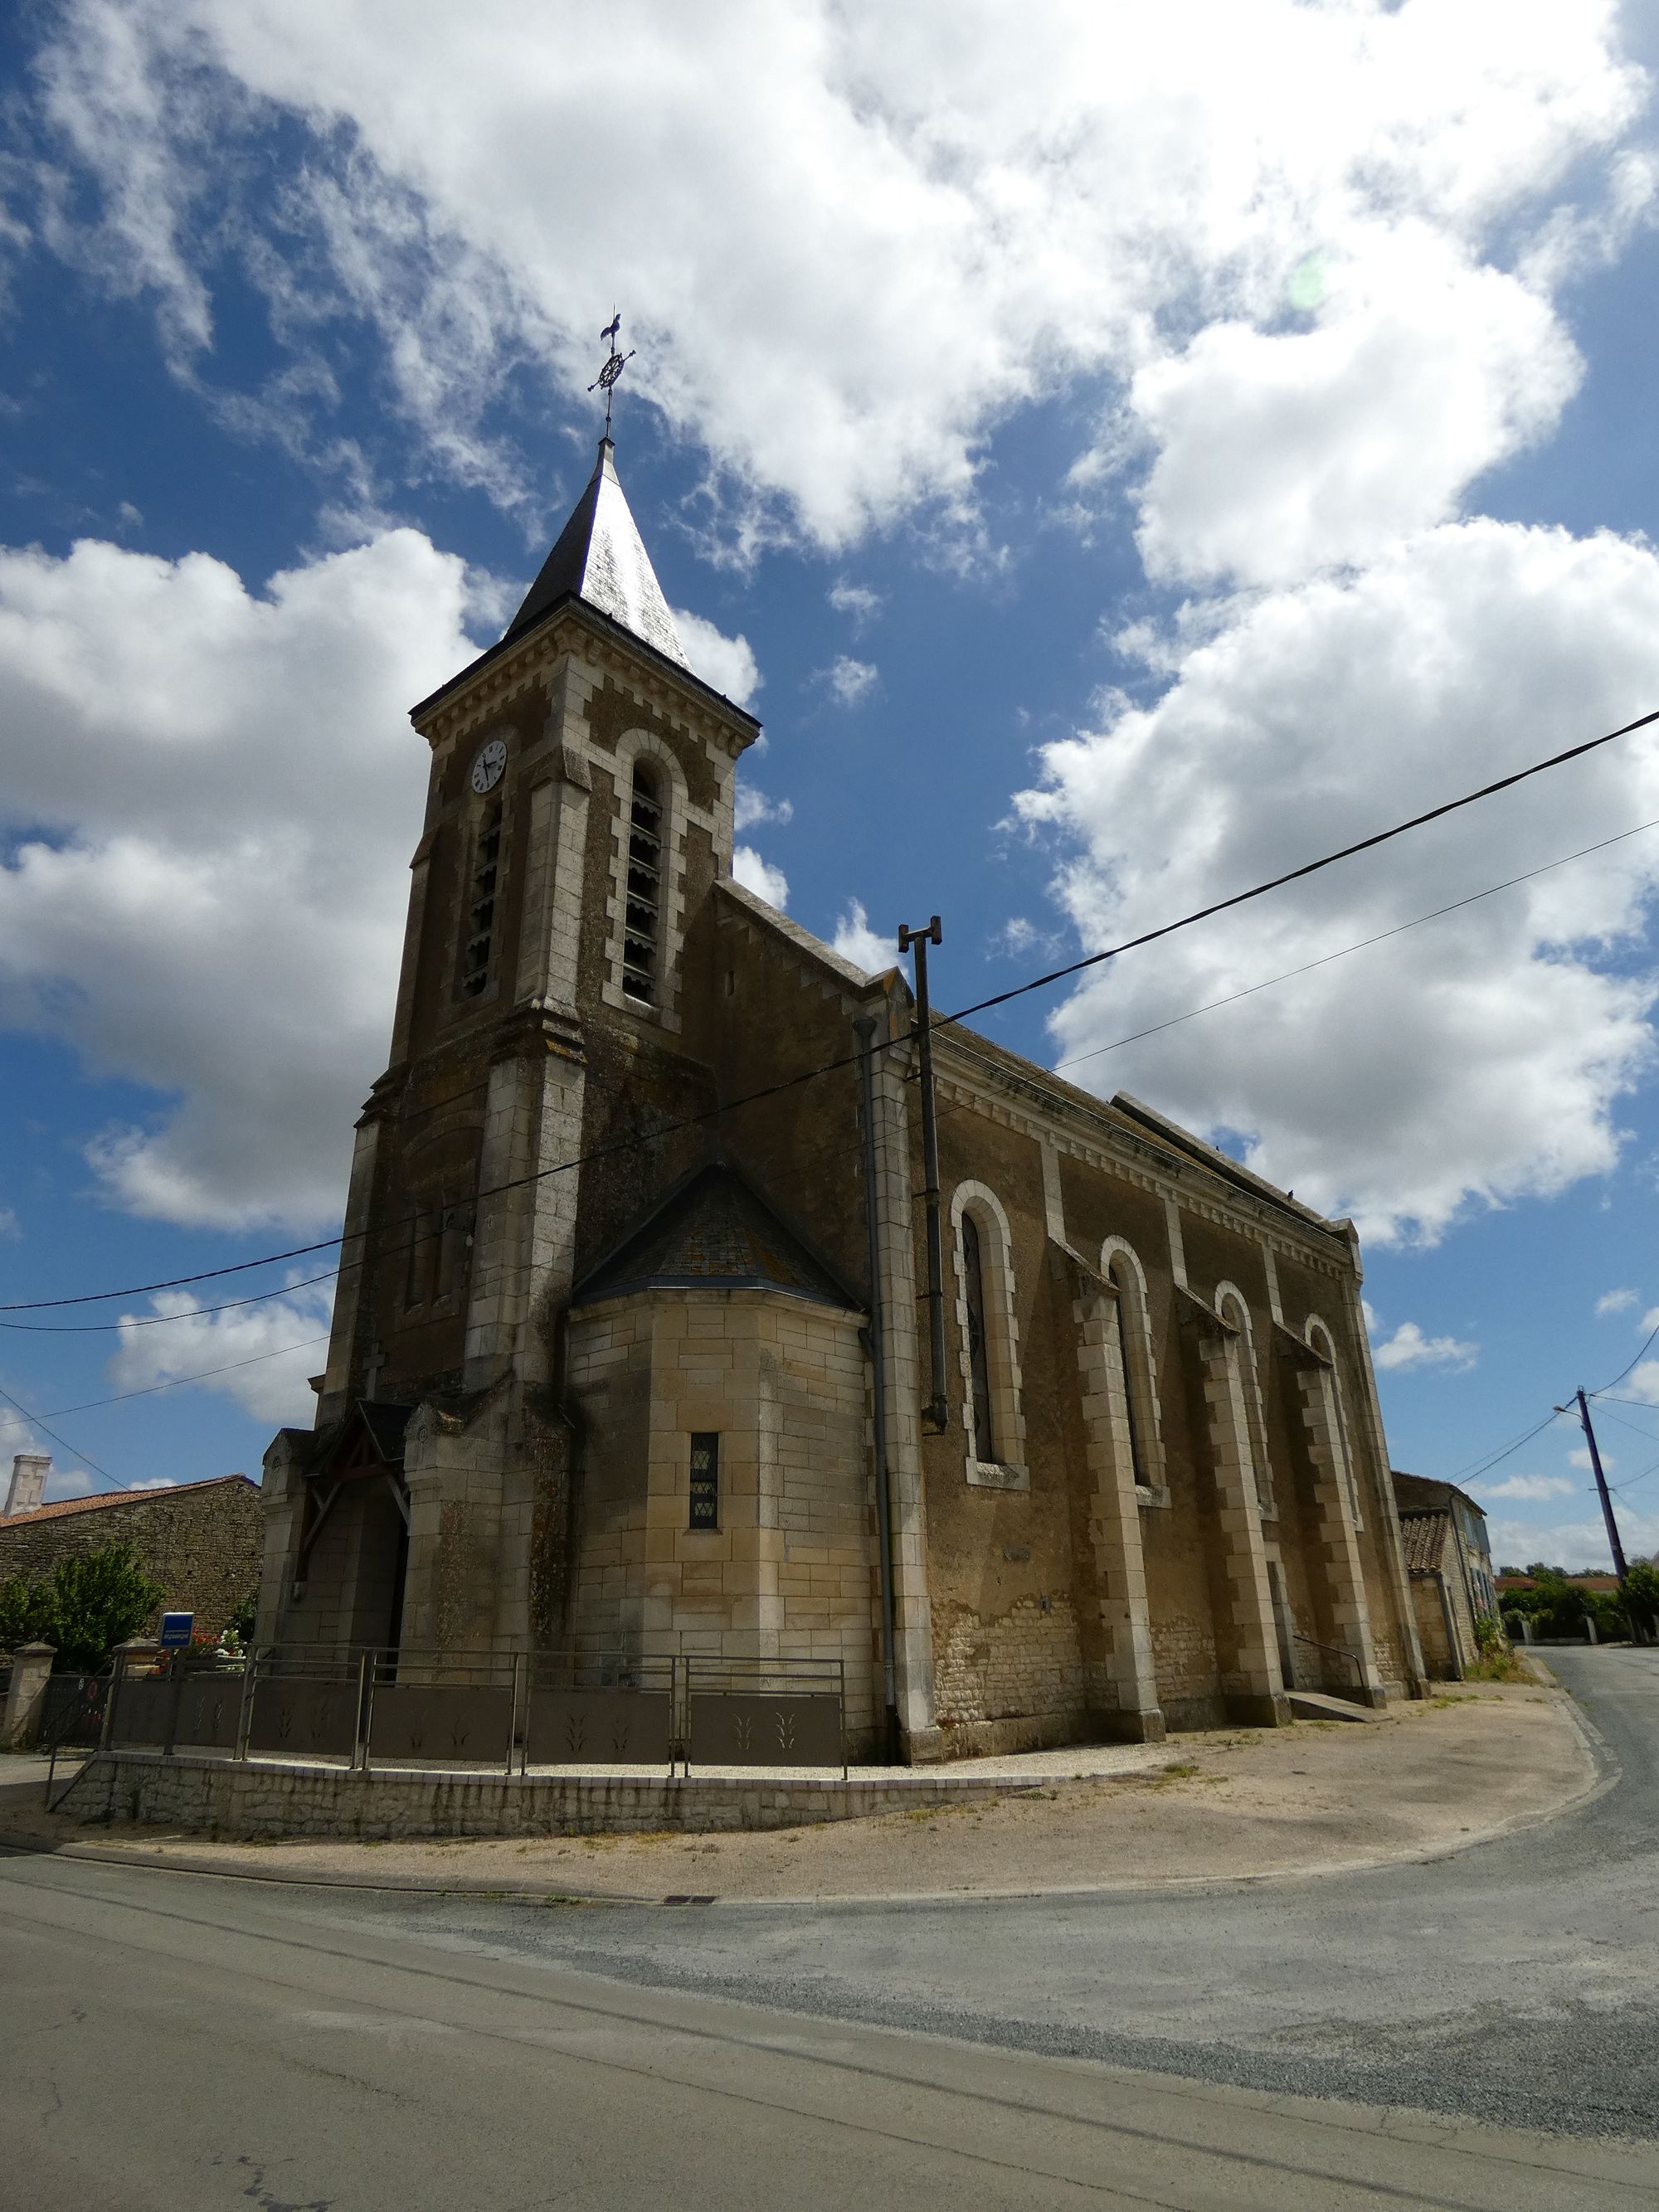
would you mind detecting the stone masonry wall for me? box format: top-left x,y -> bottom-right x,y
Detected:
83,1748 -> 1035,1840
0,1476 -> 262,1638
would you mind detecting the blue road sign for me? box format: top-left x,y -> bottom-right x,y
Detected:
158,1611 -> 194,1650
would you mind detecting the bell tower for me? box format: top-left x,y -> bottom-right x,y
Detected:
260,424 -> 761,1657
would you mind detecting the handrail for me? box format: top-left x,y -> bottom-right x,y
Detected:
1291,1631 -> 1364,1685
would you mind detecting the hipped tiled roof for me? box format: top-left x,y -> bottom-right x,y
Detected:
1400,1510 -> 1452,1574
0,1472 -> 255,1529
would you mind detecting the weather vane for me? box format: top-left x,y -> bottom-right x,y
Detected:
589,311 -> 635,437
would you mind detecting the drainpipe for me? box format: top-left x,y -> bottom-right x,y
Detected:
896,917 -> 948,1433
855,1013 -> 901,1766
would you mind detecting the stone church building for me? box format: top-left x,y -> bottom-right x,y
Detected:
259,434 -> 1426,1760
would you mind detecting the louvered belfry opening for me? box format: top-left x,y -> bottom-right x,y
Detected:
622,762 -> 663,1006
461,800 -> 503,998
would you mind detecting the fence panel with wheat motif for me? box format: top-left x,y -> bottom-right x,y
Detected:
684,1656 -> 844,1772
524,1688 -> 674,1767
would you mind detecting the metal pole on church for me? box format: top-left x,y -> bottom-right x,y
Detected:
898,916 -> 948,1434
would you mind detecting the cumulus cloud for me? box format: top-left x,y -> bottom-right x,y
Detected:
28,3 -> 1643,556
732,845 -> 789,910
733,784 -> 793,834
830,898 -> 899,976
1598,1287 -> 1639,1315
0,531 -> 476,1228
820,655 -> 877,707
109,1279 -> 334,1425
1486,1509 -> 1659,1573
1371,1320 -> 1479,1373
1019,522 -> 1659,1242
1478,1474 -> 1578,1502
828,578 -> 881,631
1569,1446 -> 1617,1471
674,607 -> 761,707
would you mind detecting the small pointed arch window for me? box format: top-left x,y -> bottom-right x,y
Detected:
1216,1281 -> 1275,1516
1306,1315 -> 1363,1529
621,761 -> 663,1007
1101,1237 -> 1166,1495
950,1184 -> 1027,1485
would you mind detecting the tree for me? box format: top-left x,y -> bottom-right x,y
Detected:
1623,1559 -> 1659,1637
0,1543 -> 164,1672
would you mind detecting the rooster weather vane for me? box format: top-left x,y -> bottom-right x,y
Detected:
590,312 -> 635,437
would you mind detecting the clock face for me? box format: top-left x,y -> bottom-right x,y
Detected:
469,737 -> 508,795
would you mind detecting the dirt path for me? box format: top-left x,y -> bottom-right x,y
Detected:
1,1678 -> 1600,1903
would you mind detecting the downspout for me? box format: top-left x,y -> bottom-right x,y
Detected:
855,1013 -> 901,1766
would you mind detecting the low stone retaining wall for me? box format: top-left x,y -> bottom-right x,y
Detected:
80,1749 -> 1041,1841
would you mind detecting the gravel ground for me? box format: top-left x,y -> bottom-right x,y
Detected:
1,1676 -> 1593,1901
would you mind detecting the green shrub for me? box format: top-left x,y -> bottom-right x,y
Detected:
0,1542 -> 165,1672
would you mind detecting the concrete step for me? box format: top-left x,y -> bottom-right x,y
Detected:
1287,1689 -> 1381,1723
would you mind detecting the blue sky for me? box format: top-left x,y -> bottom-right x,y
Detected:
5,2 -> 1659,1568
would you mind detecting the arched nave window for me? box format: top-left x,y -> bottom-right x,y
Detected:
1216,1281 -> 1275,1517
1100,1236 -> 1167,1495
1306,1315 -> 1364,1529
950,1184 -> 1027,1483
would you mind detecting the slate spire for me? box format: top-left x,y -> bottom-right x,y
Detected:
504,437 -> 689,668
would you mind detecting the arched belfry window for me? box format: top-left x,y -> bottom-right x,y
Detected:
951,1184 -> 1027,1487
460,800 -> 503,999
1217,1281 -> 1275,1516
1101,1237 -> 1166,1496
1306,1316 -> 1363,1529
621,762 -> 663,1007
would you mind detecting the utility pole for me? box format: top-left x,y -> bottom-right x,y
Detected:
1559,1390 -> 1634,1637
897,915 -> 947,1433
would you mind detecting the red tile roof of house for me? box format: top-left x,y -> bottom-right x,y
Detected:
0,1472 -> 255,1529
1399,1511 -> 1451,1574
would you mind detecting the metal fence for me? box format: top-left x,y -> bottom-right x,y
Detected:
100,1645 -> 848,1777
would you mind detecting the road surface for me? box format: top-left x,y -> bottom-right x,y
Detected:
2,1646 -> 1654,2206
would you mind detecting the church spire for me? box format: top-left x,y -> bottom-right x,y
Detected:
503,315 -> 688,668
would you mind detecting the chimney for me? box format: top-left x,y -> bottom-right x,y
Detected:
5,1454 -> 50,1517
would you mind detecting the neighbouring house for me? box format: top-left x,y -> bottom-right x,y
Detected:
257,431 -> 1428,1761
1394,1471 -> 1495,1678
0,1457 -> 262,1641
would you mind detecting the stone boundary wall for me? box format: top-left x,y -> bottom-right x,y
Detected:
82,1749 -> 1041,1841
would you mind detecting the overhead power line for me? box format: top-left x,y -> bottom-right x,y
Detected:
0,1333 -> 331,1443
4,697 -> 1657,1322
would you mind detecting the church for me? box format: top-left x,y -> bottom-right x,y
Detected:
257,425 -> 1427,1762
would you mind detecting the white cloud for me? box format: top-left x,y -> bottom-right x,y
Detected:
1598,1287 -> 1639,1315
829,578 -> 881,631
732,845 -> 789,910
1019,521 -> 1659,1242
109,1279 -> 334,1425
32,3 -> 1642,558
0,1208 -> 18,1241
1479,1473 -> 1577,1502
733,784 -> 793,834
1486,1510 -> 1659,1574
673,607 -> 761,707
41,1466 -> 96,1504
991,916 -> 1062,961
1371,1320 -> 1479,1373
1639,1306 -> 1659,1334
821,655 -> 877,708
830,898 -> 898,976
0,530 -> 474,1228
1569,1446 -> 1617,1471
1625,1360 -> 1659,1406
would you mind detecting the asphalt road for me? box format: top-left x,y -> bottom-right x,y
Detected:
2,1646 -> 1655,2208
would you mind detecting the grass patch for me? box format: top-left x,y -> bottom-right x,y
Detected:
1464,1648 -> 1530,1685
